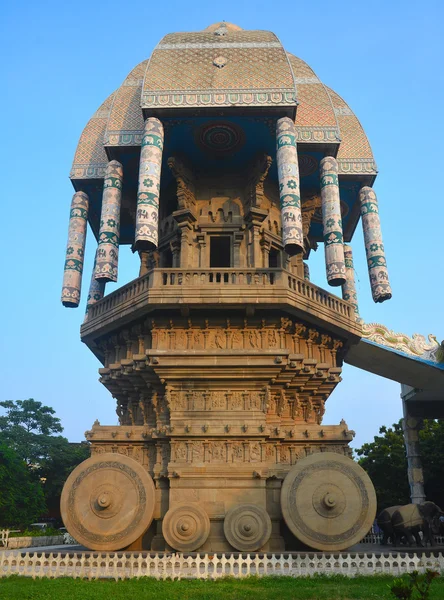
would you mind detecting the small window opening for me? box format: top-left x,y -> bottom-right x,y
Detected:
268,247 -> 280,268
210,236 -> 231,268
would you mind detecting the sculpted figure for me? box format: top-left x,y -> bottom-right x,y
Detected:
391,502 -> 443,547
376,505 -> 402,545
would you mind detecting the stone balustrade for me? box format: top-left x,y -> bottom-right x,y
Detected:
1,550 -> 443,579
82,268 -> 360,342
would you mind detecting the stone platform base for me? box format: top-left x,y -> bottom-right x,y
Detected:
1,549 -> 443,579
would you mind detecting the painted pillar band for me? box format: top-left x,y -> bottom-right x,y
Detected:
342,245 -> 359,318
276,117 -> 304,256
359,186 -> 392,303
319,156 -> 346,287
94,160 -> 123,283
86,253 -> 105,317
61,191 -> 89,308
134,117 -> 164,252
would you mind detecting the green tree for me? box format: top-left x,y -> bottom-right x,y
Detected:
356,419 -> 444,511
356,421 -> 410,510
419,420 -> 444,508
0,399 -> 90,519
39,438 -> 90,515
0,399 -> 63,465
0,443 -> 46,527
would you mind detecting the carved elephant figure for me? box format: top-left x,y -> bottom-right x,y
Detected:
391,502 -> 443,547
377,505 -> 402,545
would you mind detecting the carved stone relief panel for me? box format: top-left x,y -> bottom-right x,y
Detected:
208,441 -> 226,463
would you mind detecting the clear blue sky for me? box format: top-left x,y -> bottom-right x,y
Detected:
1,0 -> 443,450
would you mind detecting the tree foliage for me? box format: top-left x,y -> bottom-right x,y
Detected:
0,399 -> 90,522
356,419 -> 444,511
0,443 -> 46,527
0,399 -> 63,465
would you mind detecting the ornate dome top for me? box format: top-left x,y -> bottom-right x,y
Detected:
70,23 -> 376,245
203,22 -> 243,32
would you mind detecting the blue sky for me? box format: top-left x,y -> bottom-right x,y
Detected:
1,0 -> 443,449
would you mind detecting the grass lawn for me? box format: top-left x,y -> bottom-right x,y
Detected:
1,575 -> 444,600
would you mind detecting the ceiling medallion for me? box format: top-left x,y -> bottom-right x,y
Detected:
298,154 -> 318,177
213,56 -> 227,69
197,122 -> 245,155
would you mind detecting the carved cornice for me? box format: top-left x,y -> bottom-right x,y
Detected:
362,322 -> 444,363
245,153 -> 273,209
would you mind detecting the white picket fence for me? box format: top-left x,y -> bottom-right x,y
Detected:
1,550 -> 443,580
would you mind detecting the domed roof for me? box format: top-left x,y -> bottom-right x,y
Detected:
70,23 -> 377,244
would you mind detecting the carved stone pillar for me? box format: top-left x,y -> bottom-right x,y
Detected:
95,161 -> 123,282
260,237 -> 271,269
341,245 -> 359,318
303,261 -> 310,281
401,390 -> 426,504
246,208 -> 267,268
319,156 -> 346,287
197,233 -> 208,268
233,232 -> 244,267
276,117 -> 303,256
61,191 -> 89,307
170,239 -> 181,268
178,225 -> 193,268
359,186 -> 392,303
134,117 -> 164,252
173,208 -> 196,268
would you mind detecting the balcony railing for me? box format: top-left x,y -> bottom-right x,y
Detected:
82,268 -> 359,338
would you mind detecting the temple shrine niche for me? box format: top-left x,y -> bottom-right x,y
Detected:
60,21 -> 394,552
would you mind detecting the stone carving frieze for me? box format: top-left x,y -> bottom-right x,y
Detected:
168,389 -> 266,413
169,440 -> 349,466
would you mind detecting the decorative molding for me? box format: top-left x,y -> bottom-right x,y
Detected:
337,158 -> 377,175
157,42 -> 283,49
104,131 -> 143,147
362,322 -> 444,363
70,164 -> 107,179
141,90 -> 297,109
294,77 -> 319,84
334,107 -> 353,116
295,126 -> 340,143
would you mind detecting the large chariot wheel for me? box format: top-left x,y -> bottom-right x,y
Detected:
224,504 -> 272,551
162,504 -> 210,552
281,452 -> 376,551
61,452 -> 156,551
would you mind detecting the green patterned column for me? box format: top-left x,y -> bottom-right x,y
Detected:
359,186 -> 392,303
303,262 -> 310,281
61,191 -> 89,308
320,156 -> 346,286
94,160 -> 123,282
276,117 -> 304,256
86,252 -> 105,317
341,245 -> 359,318
134,117 -> 164,252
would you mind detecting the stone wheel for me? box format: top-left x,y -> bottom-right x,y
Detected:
281,452 -> 377,551
60,453 -> 155,551
162,504 -> 210,552
224,504 -> 272,551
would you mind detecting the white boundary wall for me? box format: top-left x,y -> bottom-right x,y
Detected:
1,550 -> 443,580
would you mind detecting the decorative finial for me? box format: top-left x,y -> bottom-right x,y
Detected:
214,22 -> 228,36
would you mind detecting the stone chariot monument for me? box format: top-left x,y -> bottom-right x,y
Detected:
60,22 -> 392,553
